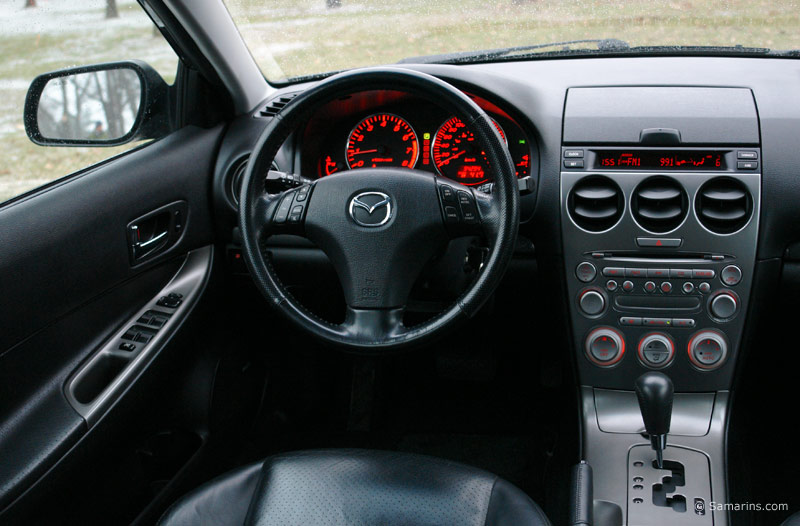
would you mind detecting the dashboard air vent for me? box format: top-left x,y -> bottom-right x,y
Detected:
568,176 -> 624,232
631,176 -> 688,233
258,93 -> 299,117
696,177 -> 753,234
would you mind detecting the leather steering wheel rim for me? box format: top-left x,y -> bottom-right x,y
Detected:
238,67 -> 519,352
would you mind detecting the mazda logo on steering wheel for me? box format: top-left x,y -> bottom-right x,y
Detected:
349,191 -> 392,227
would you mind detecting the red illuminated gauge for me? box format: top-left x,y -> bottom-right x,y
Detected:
432,116 -> 506,185
346,113 -> 419,170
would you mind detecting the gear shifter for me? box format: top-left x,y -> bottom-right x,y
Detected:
635,372 -> 674,469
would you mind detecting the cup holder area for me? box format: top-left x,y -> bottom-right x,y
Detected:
72,354 -> 131,405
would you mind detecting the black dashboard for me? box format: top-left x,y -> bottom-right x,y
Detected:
212,55 -> 800,395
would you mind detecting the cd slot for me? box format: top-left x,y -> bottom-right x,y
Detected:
615,296 -> 701,311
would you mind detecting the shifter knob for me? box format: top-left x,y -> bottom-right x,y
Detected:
635,372 -> 674,468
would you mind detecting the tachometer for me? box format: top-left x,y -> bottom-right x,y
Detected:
432,116 -> 506,185
346,113 -> 419,170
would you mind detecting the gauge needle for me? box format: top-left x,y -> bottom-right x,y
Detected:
351,149 -> 378,155
442,150 -> 466,165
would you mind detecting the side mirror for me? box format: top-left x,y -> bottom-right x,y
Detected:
24,60 -> 170,147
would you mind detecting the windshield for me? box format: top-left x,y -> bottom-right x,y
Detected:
224,0 -> 800,83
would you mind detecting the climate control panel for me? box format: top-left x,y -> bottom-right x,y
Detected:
561,150 -> 759,391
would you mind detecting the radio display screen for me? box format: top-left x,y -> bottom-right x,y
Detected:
594,151 -> 725,170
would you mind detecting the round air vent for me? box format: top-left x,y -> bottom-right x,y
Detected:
228,158 -> 279,206
696,177 -> 753,234
568,176 -> 624,232
631,176 -> 688,233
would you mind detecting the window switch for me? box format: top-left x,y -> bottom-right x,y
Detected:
119,342 -> 136,352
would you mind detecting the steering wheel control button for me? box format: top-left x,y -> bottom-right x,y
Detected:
585,327 -> 625,367
710,292 -> 738,320
672,318 -> 696,328
682,282 -> 695,294
648,268 -> 670,279
444,206 -> 460,223
576,262 -> 597,283
644,281 -> 657,293
620,316 -> 642,326
439,184 -> 456,203
693,269 -> 715,279
457,191 -> 479,224
638,333 -> 675,369
606,280 -> 618,292
274,193 -> 295,224
721,265 -> 742,286
636,237 -> 682,248
660,282 -> 673,294
579,290 -> 606,316
622,280 -> 634,292
688,330 -> 729,370
289,205 -> 304,223
698,282 -> 711,294
602,267 -> 625,278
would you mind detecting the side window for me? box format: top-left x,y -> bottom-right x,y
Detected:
0,1 -> 179,203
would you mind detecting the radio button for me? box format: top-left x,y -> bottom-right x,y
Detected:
576,262 -> 597,283
564,149 -> 584,158
682,282 -> 695,294
737,160 -> 758,170
626,268 -> 647,278
602,267 -> 625,278
564,159 -> 584,168
737,150 -> 758,160
643,318 -> 671,327
620,317 -> 642,326
647,268 -> 670,279
622,280 -> 635,292
670,268 -> 693,279
606,280 -> 618,292
721,265 -> 742,286
644,281 -> 657,293
698,282 -> 711,294
660,282 -> 673,294
710,292 -> 738,320
693,269 -> 716,279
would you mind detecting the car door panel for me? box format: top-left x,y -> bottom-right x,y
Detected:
0,124 -> 224,515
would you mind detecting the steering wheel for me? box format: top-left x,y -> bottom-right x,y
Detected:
239,68 -> 519,352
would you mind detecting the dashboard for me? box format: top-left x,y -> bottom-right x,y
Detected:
299,90 -> 535,190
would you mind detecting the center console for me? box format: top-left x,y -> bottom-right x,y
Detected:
560,87 -> 761,525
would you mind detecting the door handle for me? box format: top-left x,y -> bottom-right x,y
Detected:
127,201 -> 187,265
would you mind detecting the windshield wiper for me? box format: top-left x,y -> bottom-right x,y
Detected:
398,38 -> 631,64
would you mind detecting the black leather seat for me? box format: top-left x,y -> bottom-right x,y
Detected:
159,449 -> 551,525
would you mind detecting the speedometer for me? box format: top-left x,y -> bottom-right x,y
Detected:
346,113 -> 419,170
432,116 -> 506,185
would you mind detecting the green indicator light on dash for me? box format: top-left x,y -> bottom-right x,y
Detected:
423,133 -> 431,140
519,139 -> 526,144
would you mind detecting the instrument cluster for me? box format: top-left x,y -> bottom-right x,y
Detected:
300,90 -> 535,189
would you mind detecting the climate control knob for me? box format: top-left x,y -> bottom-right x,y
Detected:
585,327 -> 625,367
637,333 -> 675,369
709,291 -> 738,320
688,330 -> 729,370
579,289 -> 606,316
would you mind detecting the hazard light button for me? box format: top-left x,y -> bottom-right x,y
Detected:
636,237 -> 682,248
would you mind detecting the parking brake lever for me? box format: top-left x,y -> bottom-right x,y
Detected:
635,372 -> 674,469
